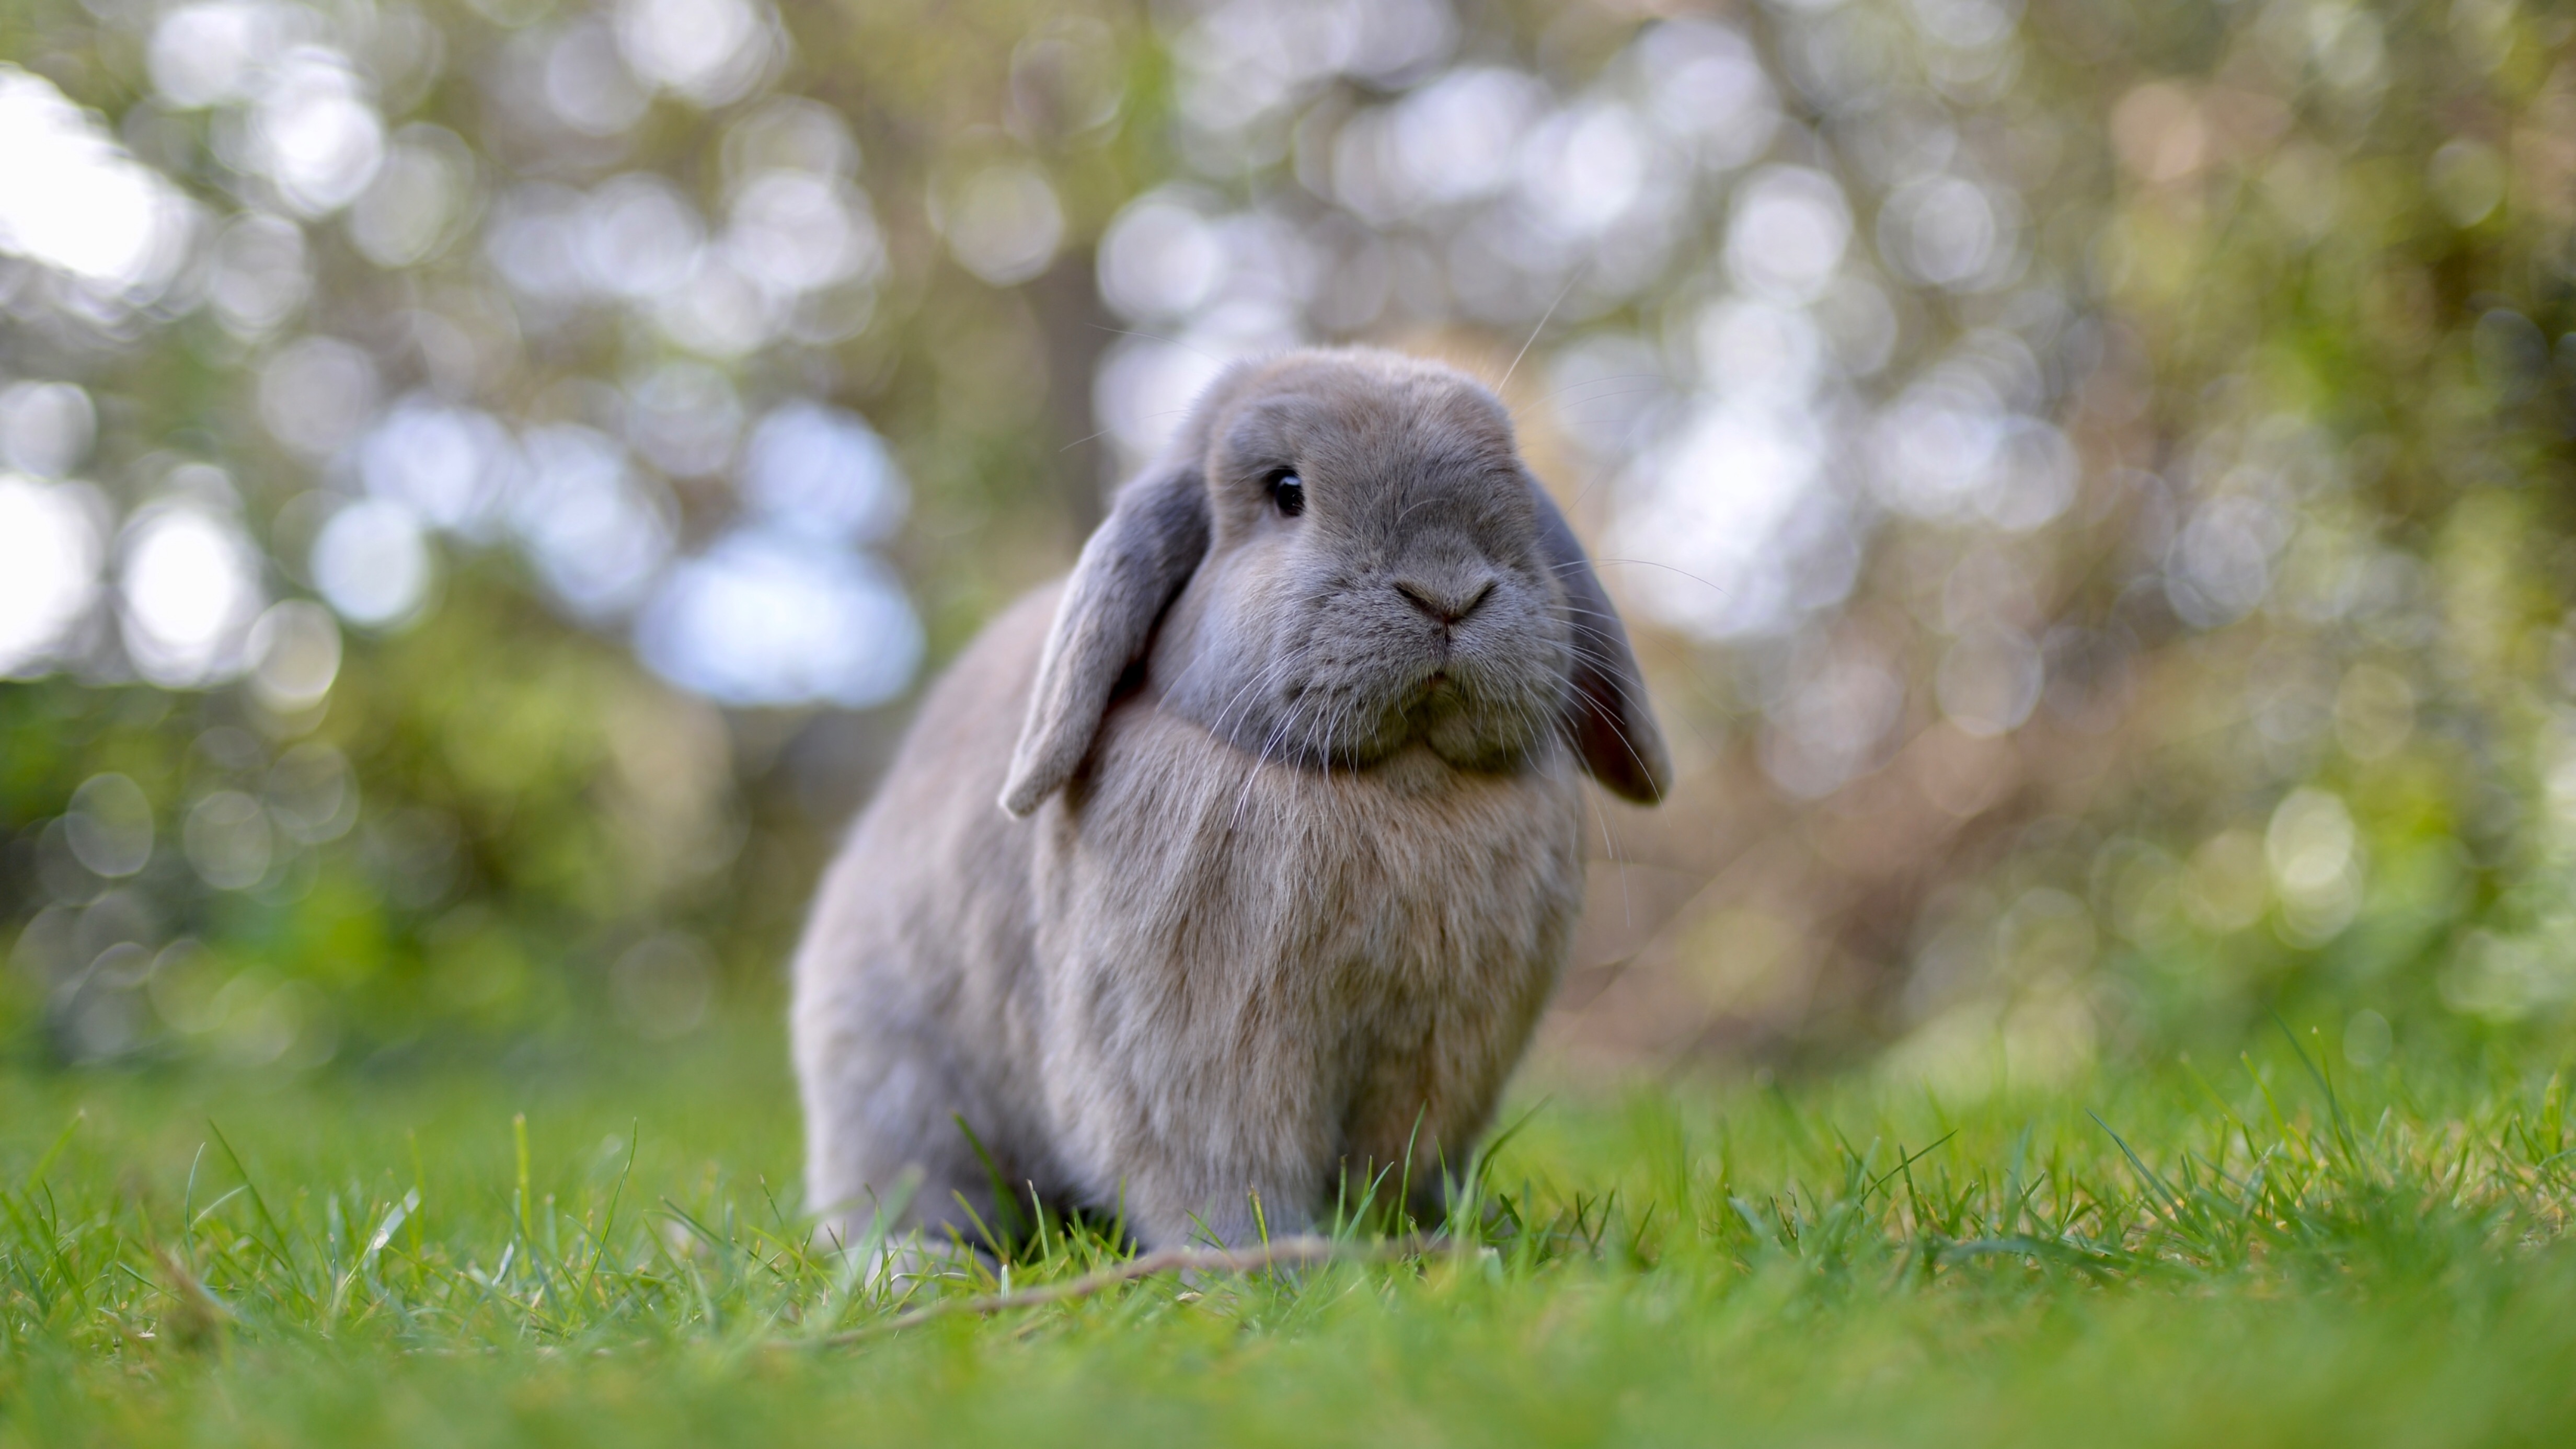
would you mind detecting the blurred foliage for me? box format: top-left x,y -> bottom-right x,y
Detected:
0,0 -> 2572,1082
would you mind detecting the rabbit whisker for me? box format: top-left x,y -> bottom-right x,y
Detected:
1229,693 -> 1307,833
1503,375 -> 1667,436
1496,262 -> 1589,396
1550,557 -> 1732,599
1202,653 -> 1301,755
1562,682 -> 1661,797
1581,780 -> 1636,934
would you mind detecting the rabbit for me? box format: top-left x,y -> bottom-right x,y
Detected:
791,347 -> 1668,1257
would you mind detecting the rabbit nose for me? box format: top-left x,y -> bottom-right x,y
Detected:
1394,576 -> 1496,625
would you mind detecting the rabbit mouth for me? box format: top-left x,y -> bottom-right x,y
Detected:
1211,670 -> 1538,776
1173,624 -> 1557,775
1394,663 -> 1552,770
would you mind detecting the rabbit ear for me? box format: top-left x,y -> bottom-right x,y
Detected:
1000,461 -> 1211,816
1531,482 -> 1671,804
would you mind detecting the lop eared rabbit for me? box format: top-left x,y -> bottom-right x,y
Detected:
793,347 -> 1668,1254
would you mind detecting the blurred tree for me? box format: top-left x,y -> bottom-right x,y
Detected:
1,0 -> 2570,1084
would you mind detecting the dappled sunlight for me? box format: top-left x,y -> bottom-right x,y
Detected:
0,3 -> 2573,1439
0,0 -> 2567,1090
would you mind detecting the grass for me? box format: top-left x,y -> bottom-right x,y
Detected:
5,1016 -> 2576,1447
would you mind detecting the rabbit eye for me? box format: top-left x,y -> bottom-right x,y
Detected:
1269,472 -> 1305,518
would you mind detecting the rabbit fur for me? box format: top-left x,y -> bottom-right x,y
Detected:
792,348 -> 1667,1255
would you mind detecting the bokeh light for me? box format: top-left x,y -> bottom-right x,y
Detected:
312,500 -> 435,629
636,528 -> 921,709
0,478 -> 106,678
1,0 -> 2570,1075
117,502 -> 266,688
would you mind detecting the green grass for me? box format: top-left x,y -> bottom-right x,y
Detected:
5,1018 -> 2575,1447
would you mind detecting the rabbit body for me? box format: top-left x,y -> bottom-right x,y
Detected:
794,349 -> 1664,1252
795,584 -> 1584,1250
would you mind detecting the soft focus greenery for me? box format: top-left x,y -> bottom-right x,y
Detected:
4,0 -> 2574,1076
7,1022 -> 2576,1445
8,1 -> 2575,1435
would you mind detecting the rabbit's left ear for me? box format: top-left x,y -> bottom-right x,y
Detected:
1530,481 -> 1670,804
1000,461 -> 1211,816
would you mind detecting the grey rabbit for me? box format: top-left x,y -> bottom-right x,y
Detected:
791,347 -> 1668,1255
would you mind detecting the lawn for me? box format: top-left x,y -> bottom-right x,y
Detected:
5,1015 -> 2574,1447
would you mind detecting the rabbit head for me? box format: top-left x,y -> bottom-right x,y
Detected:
1001,348 -> 1668,815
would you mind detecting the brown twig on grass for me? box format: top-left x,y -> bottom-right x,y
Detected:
794,1234 -> 1430,1348
151,1247 -> 233,1350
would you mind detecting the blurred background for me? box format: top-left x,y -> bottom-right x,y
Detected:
1,0 -> 2570,1088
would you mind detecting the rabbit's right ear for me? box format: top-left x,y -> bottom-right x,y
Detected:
1531,480 -> 1671,806
1000,462 -> 1210,816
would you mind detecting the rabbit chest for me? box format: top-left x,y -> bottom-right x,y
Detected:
1027,701 -> 1588,1205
